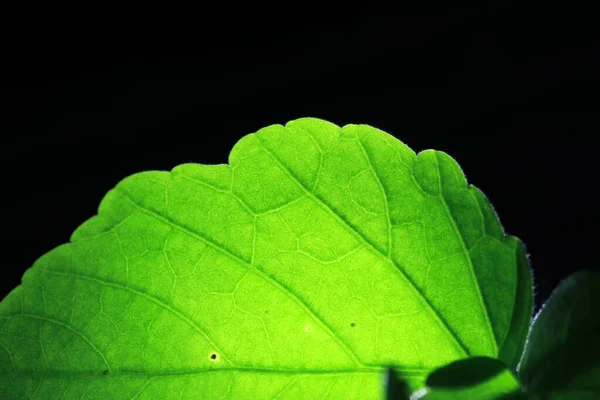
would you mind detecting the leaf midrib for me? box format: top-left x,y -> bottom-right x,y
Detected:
0,367 -> 428,379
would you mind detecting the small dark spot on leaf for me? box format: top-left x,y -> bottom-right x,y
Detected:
210,353 -> 217,360
103,369 -> 109,375
350,322 -> 356,327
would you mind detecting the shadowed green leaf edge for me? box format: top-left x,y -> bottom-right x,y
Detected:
519,270 -> 600,398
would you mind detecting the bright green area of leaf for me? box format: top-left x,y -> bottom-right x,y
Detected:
0,118 -> 530,399
413,357 -> 522,399
519,270 -> 600,399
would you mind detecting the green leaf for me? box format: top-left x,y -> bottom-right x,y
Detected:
519,270 -> 600,399
0,118 -> 530,399
412,357 -> 522,399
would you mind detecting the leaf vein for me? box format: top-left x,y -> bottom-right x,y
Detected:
256,132 -> 470,357
1,367 -> 426,378
114,186 -> 365,367
6,313 -> 110,370
41,269 -> 234,367
356,133 -> 393,257
432,152 -> 498,353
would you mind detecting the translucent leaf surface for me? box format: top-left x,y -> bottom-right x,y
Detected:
519,270 -> 600,399
0,118 -> 531,399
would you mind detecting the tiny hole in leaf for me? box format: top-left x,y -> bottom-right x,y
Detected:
350,322 -> 356,327
208,351 -> 220,362
103,369 -> 109,375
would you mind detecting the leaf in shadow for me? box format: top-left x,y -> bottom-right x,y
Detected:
414,357 -> 522,399
385,368 -> 412,400
519,270 -> 600,399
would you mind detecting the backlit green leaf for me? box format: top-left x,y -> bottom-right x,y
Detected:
519,270 -> 600,399
0,118 -> 531,399
413,357 -> 522,399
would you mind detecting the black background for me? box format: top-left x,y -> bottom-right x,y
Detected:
2,8 -> 599,310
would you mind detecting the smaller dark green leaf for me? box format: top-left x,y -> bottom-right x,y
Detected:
414,357 -> 522,399
518,270 -> 600,398
385,369 -> 411,400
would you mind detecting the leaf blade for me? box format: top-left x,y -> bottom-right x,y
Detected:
0,118 -> 530,398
